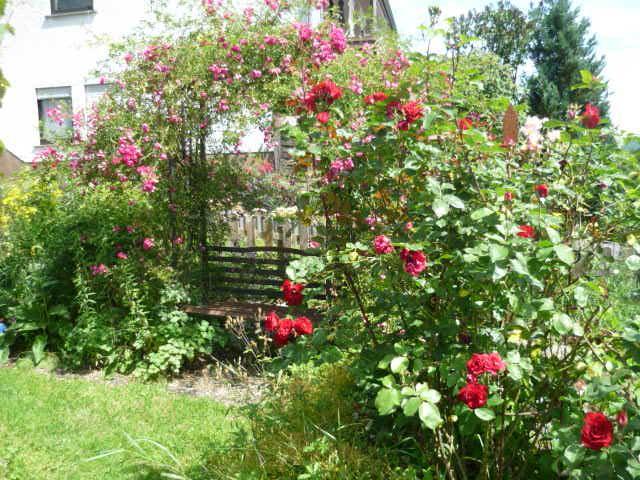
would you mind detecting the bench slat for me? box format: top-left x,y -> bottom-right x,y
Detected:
208,255 -> 288,266
213,275 -> 323,288
209,245 -> 318,256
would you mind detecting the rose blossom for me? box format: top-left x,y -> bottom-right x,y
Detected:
264,311 -> 280,332
373,235 -> 394,255
581,103 -> 601,129
581,412 -> 613,450
617,410 -> 628,428
535,184 -> 549,198
457,383 -> 488,409
400,248 -> 427,277
466,352 -> 506,378
281,279 -> 305,306
274,318 -> 294,346
142,237 -> 155,250
517,225 -> 535,239
293,316 -> 314,336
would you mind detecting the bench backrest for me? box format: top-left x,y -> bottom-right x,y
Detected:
203,245 -> 323,302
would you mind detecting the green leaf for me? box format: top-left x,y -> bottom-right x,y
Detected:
419,389 -> 442,404
474,408 -> 495,421
554,244 -> 575,266
552,312 -> 573,335
445,194 -> 465,210
403,397 -> 421,417
627,255 -> 640,272
545,227 -> 561,244
32,334 -> 47,365
564,444 -> 585,465
574,286 -> 589,308
418,402 -> 443,430
470,207 -> 493,220
375,388 -> 401,415
492,265 -> 508,282
433,198 -> 449,218
390,356 -> 409,374
489,244 -> 509,262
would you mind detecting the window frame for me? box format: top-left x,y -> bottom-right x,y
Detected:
50,0 -> 94,15
36,87 -> 73,146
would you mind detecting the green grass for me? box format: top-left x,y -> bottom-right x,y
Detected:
0,363 -> 242,480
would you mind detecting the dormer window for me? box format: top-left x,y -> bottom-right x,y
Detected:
50,0 -> 93,15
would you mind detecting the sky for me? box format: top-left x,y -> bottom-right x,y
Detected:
388,0 -> 640,133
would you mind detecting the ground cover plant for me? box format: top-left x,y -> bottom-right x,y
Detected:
1,0 -> 640,478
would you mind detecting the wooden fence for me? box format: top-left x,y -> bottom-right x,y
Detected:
223,211 -> 321,249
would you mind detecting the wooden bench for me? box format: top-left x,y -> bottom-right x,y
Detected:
183,245 -> 323,320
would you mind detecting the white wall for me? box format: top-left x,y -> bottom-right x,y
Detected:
0,0 -> 153,161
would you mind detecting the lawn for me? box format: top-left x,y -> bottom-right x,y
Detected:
0,363 -> 243,480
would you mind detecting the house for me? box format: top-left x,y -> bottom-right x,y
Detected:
0,0 -> 395,165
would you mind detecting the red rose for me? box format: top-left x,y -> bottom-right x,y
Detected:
385,100 -> 402,119
456,117 -> 473,131
457,382 -> 488,409
281,279 -> 305,306
504,192 -> 514,202
316,111 -> 330,124
400,101 -> 423,124
399,248 -> 427,277
485,352 -> 506,375
466,353 -> 488,377
517,225 -> 535,239
581,412 -> 613,450
617,410 -> 628,428
274,318 -> 294,347
264,311 -> 280,332
466,352 -> 506,378
303,80 -> 343,112
581,103 -> 600,129
535,184 -> 549,198
293,316 -> 313,336
373,235 -> 394,255
364,91 -> 388,105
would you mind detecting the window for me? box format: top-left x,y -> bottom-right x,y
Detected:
50,0 -> 93,15
36,87 -> 72,145
85,83 -> 108,108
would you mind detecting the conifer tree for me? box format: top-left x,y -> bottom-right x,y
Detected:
527,0 -> 608,119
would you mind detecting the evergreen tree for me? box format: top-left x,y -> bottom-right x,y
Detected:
527,0 -> 608,119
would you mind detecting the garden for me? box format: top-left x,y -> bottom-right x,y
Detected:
2,0 -> 640,478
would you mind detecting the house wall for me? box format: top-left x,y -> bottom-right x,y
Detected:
0,0 -> 394,163
0,0 -> 153,162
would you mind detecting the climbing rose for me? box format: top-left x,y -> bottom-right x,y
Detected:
398,101 -> 423,130
581,103 -> 601,129
364,91 -> 388,105
264,311 -> 280,332
316,111 -> 330,124
617,410 -> 628,428
293,316 -> 314,335
457,383 -> 488,409
517,225 -> 535,239
373,235 -> 394,255
304,79 -> 343,112
274,318 -> 294,346
535,184 -> 549,198
281,279 -> 305,306
581,412 -> 613,450
400,248 -> 427,277
142,237 -> 155,250
504,192 -> 514,202
329,24 -> 347,53
116,251 -> 128,260
456,117 -> 473,131
90,264 -> 109,276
